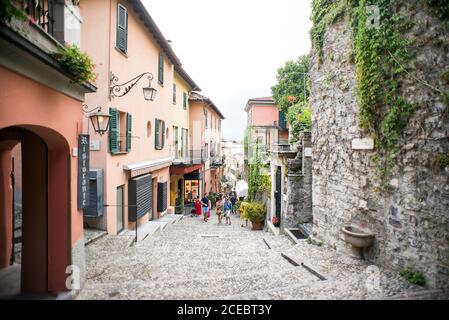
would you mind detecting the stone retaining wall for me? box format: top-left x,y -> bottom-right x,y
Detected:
310,1 -> 449,289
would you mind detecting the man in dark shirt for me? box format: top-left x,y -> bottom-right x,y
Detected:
201,193 -> 209,222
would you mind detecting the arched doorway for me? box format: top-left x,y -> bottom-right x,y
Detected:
0,126 -> 70,298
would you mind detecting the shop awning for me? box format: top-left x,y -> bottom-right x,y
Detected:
123,157 -> 172,178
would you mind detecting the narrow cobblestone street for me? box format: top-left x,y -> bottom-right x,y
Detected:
76,213 -> 446,300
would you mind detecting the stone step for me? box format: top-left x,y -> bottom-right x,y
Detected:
84,229 -> 108,246
78,265 -> 318,300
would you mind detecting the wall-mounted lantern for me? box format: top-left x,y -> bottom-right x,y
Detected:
109,72 -> 157,101
82,105 -> 111,136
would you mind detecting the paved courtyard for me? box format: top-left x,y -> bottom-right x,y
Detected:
76,214 -> 448,300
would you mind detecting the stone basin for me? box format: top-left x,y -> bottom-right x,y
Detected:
341,225 -> 375,259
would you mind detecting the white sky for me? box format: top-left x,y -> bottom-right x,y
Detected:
142,0 -> 312,141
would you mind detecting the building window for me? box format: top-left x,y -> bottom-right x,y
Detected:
173,126 -> 179,158
172,84 -> 177,104
109,108 -> 132,154
183,92 -> 188,110
204,109 -> 208,129
155,118 -> 165,150
116,4 -> 128,53
158,53 -> 164,84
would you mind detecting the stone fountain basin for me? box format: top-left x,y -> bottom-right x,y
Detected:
341,225 -> 374,248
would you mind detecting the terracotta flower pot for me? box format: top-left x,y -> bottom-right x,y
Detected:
251,220 -> 264,230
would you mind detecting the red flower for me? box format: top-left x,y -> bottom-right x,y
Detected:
287,95 -> 297,104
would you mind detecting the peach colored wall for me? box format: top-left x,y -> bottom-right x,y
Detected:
189,101 -> 204,150
81,0 -> 175,234
172,73 -> 191,157
189,99 -> 223,192
0,67 -> 84,247
249,105 -> 279,126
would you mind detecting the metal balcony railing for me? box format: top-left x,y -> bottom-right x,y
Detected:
171,148 -> 207,165
24,0 -> 55,36
210,155 -> 224,167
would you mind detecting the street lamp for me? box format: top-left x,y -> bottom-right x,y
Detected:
82,105 -> 111,136
110,72 -> 157,101
142,75 -> 157,101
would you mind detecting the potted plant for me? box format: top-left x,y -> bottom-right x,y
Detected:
245,202 -> 266,230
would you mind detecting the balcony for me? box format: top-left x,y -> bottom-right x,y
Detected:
7,0 -> 81,49
210,155 -> 224,168
171,148 -> 207,166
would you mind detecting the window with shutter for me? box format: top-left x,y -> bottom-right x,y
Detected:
183,92 -> 187,109
116,4 -> 128,53
161,120 -> 165,148
109,108 -> 119,154
173,84 -> 177,104
158,53 -> 164,84
155,118 -> 160,149
126,113 -> 132,152
128,174 -> 152,221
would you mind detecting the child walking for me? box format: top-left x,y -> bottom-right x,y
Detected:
223,196 -> 232,225
216,194 -> 223,224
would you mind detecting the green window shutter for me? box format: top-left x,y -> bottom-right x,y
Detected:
109,108 -> 119,154
126,113 -> 132,152
183,92 -> 187,109
116,4 -> 128,53
173,84 -> 177,104
161,121 -> 165,148
158,53 -> 164,84
279,110 -> 286,129
185,129 -> 188,154
155,118 -> 160,149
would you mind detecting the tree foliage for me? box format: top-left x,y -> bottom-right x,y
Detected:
286,102 -> 312,144
271,54 -> 311,144
271,55 -> 310,113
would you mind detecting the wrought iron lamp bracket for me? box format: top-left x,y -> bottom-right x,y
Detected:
109,71 -> 154,99
82,104 -> 102,115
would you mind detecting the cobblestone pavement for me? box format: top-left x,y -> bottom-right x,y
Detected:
76,214 -> 448,300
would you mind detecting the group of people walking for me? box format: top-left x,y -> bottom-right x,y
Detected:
192,192 -> 237,225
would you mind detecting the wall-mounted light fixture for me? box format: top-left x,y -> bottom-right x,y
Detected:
82,104 -> 111,136
109,72 -> 157,101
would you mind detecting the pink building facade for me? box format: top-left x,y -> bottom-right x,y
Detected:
244,97 -> 288,178
0,1 -> 95,297
80,0 -> 202,234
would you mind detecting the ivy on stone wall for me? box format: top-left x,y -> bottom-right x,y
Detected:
311,0 -> 448,190
354,0 -> 417,189
248,141 -> 270,201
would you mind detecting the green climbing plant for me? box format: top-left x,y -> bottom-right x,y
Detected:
53,45 -> 97,85
271,54 -> 311,144
247,140 -> 270,201
311,0 -> 448,190
0,0 -> 26,24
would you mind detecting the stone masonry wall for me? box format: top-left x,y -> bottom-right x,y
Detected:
282,137 -> 313,231
310,1 -> 449,289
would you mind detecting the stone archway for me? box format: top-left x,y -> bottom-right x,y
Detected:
0,125 -> 71,297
